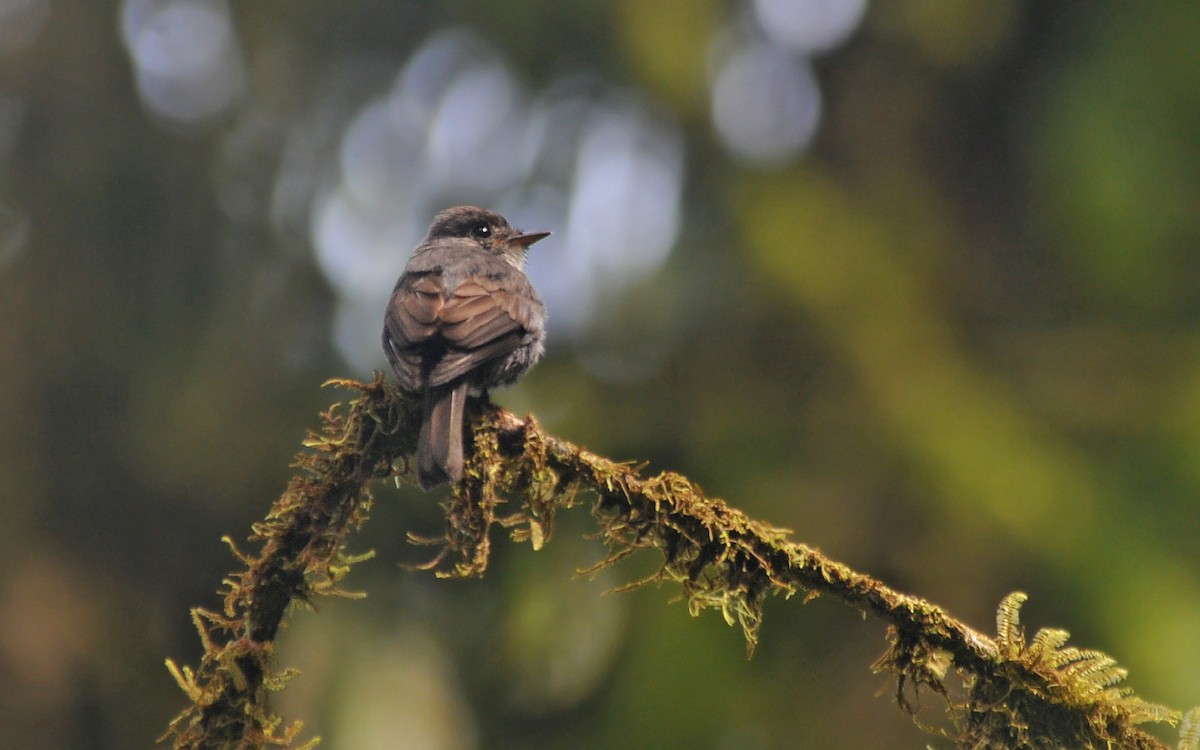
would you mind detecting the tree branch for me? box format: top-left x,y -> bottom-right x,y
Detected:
161,376 -> 1193,750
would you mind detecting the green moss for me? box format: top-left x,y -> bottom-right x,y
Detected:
162,378 -> 1193,750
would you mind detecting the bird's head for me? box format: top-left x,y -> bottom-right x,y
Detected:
424,205 -> 550,269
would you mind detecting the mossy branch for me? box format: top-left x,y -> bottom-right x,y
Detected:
162,376 -> 1196,750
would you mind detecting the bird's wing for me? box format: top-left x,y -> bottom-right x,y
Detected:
383,273 -> 446,392
427,275 -> 537,387
384,272 -> 540,390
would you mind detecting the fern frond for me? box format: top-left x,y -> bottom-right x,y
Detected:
1177,706 -> 1200,750
1026,627 -> 1071,664
996,591 -> 1028,658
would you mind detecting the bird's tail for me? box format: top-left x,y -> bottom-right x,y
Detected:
417,380 -> 469,490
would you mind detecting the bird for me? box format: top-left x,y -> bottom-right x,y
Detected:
382,206 -> 549,490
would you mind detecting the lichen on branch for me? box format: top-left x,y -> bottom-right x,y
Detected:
161,377 -> 1194,750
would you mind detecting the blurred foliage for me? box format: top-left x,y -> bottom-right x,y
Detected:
1,1 -> 1199,748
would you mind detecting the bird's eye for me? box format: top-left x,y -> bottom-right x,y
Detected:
471,223 -> 491,239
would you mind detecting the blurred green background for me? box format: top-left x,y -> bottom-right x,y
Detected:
2,1 -> 1199,747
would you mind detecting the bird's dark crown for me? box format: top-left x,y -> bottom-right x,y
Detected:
425,206 -> 512,246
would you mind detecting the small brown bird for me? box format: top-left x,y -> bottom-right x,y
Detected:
382,206 -> 549,490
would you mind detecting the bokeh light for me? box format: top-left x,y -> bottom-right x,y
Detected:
305,29 -> 685,371
708,0 -> 866,166
120,0 -> 245,123
752,0 -> 867,54
710,37 -> 823,165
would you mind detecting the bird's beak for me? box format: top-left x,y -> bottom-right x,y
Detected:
510,230 -> 551,248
